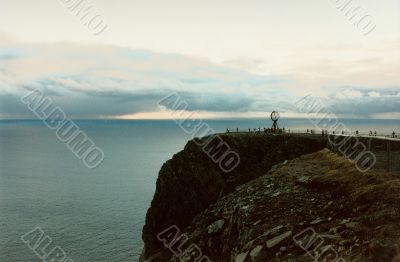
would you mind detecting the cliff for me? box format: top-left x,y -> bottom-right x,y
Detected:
140,133 -> 327,261
140,133 -> 400,261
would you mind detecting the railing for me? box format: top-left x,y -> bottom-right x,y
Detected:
225,127 -> 399,139
225,127 -> 400,173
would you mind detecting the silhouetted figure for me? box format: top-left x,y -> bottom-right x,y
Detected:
356,130 -> 359,135
342,130 -> 344,135
236,128 -> 239,133
393,131 -> 396,138
322,130 -> 325,136
333,131 -> 335,134
307,129 -> 309,133
226,128 -> 230,133
369,131 -> 372,136
248,128 -> 251,133
374,131 -> 377,136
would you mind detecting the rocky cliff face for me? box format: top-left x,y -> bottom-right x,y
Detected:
167,149 -> 400,261
140,134 -> 327,261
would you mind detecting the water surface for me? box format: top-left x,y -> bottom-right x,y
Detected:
0,119 -> 398,261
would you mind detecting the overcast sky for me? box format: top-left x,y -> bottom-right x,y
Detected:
0,0 -> 399,119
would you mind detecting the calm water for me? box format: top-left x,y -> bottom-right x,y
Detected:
0,119 -> 399,261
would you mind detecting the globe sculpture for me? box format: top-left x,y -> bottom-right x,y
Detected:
270,111 -> 280,133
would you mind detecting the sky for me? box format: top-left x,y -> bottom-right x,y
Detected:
0,0 -> 399,119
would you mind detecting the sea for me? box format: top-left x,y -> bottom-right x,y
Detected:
0,118 -> 399,261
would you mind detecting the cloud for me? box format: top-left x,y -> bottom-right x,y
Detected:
0,37 -> 290,118
335,89 -> 363,99
324,87 -> 400,116
0,35 -> 399,119
368,91 -> 380,97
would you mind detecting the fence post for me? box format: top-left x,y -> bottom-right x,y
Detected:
387,140 -> 391,172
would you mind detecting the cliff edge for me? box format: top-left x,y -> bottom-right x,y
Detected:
140,133 -> 327,261
141,133 -> 400,261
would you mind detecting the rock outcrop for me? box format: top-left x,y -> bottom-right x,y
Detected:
140,133 -> 400,261
167,149 -> 400,261
140,134 -> 327,260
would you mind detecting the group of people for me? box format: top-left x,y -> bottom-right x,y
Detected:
226,127 -> 397,138
368,130 -> 378,136
226,127 -> 286,134
304,129 -> 397,138
306,129 -> 329,136
368,130 -> 396,138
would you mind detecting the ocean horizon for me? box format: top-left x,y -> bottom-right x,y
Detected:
1,118 -> 399,261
